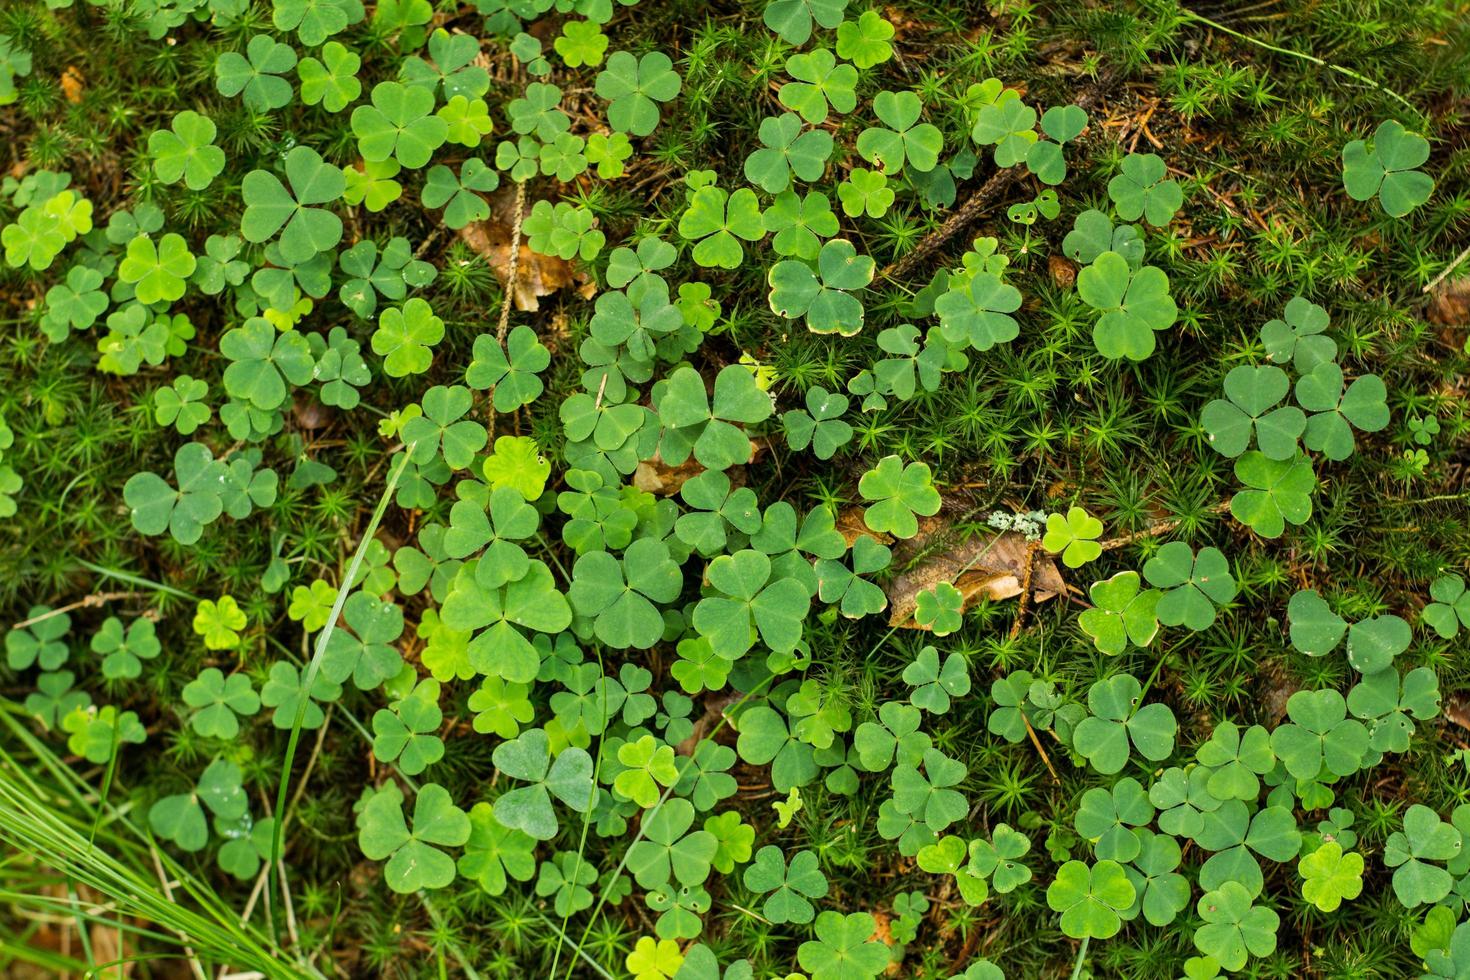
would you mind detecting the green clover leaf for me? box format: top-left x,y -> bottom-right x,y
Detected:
1142,541 -> 1237,632
1079,571 -> 1161,655
780,47 -> 857,124
1042,505 -> 1103,568
764,0 -> 849,46
859,455 -> 941,539
240,146 -> 344,264
148,111 -> 225,191
181,668 -> 260,739
768,239 -> 874,336
797,910 -> 888,980
1077,251 -> 1178,360
1342,119 -> 1434,217
596,51 -> 681,137
1108,152 -> 1183,225
1072,673 -> 1177,774
1193,881 -> 1279,972
1046,859 -> 1136,939
743,846 -> 828,924
357,782 -> 470,893
1200,364 -> 1305,460
351,80 -> 447,169
215,34 -> 297,111
491,728 -> 594,840
1231,451 -> 1315,539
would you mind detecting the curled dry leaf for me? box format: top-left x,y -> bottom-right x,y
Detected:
879,510 -> 1065,630
457,189 -> 596,312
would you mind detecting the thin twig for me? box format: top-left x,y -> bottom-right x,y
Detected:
13,593 -> 142,630
1423,243 -> 1470,294
877,70 -> 1120,282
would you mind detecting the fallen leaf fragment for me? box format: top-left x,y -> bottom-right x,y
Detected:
883,513 -> 1065,630
457,189 -> 595,312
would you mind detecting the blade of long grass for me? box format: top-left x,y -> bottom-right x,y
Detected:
266,448 -> 412,946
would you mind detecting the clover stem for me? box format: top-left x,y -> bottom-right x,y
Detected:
1179,10 -> 1418,117
1069,934 -> 1091,980
1132,651 -> 1169,718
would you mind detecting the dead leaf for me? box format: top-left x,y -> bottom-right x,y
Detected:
1428,275 -> 1470,327
836,505 -> 891,548
1048,254 -> 1077,289
60,66 -> 84,104
633,454 -> 708,496
457,189 -> 596,312
884,516 -> 1064,629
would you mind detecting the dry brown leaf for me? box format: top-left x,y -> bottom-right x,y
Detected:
60,66 -> 85,104
884,515 -> 1065,629
1428,275 -> 1470,327
633,454 -> 708,496
457,189 -> 596,312
836,505 -> 891,548
1048,254 -> 1077,289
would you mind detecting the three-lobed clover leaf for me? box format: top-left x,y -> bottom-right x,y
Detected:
352,80 -> 448,169
372,679 -> 444,775
1046,860 -> 1136,939
764,0 -> 849,46
7,608 -> 71,672
1384,803 -> 1463,908
744,846 -> 828,924
1142,541 -> 1237,632
492,728 -> 594,840
780,47 -> 857,124
41,265 -> 109,339
1108,152 -> 1183,225
768,239 -> 874,336
569,536 -> 682,649
1295,361 -> 1389,461
124,443 -> 229,545
797,910 -> 889,980
215,34 -> 297,111
933,270 -> 1022,352
241,146 -> 345,264
1200,365 -> 1305,459
119,233 -> 196,306
401,384 -> 486,471
373,297 -> 444,377
1342,119 -> 1435,217
859,455 -> 941,539
856,90 -> 942,174
148,111 -> 225,191
1042,506 -> 1103,568
1077,251 -> 1178,360
658,364 -> 773,470
219,317 -> 314,411
596,51 -> 681,137
181,667 -> 260,739
835,10 -> 894,69
91,616 -> 160,680
1231,451 -> 1315,539
1193,881 -> 1279,972
1299,841 -> 1364,912
298,40 -> 361,112
694,548 -> 810,659
679,186 -> 765,269
1269,688 -> 1370,782
357,782 -> 470,893
1424,574 -> 1470,640
422,158 -> 499,229
457,802 -> 536,895
746,112 -> 834,193
1073,673 -> 1177,774
1079,571 -> 1161,655
901,647 -> 970,714
1261,295 -> 1336,372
